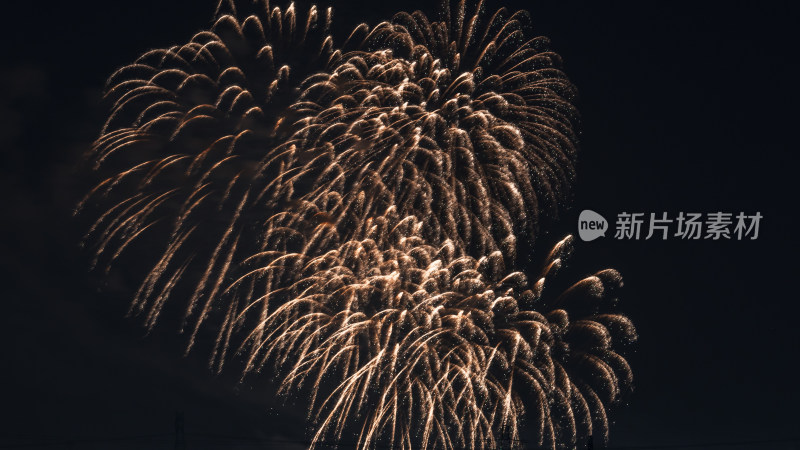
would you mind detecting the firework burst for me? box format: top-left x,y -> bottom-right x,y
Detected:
78,1 -> 636,448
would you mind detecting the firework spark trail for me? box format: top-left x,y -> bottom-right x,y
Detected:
78,1 -> 637,448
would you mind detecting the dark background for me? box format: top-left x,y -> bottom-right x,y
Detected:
2,0 -> 798,448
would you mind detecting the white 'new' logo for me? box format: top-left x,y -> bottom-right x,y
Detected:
578,210 -> 608,241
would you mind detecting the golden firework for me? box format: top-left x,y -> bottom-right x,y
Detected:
78,1 -> 636,448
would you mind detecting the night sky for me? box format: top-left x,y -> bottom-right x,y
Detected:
2,0 -> 798,449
